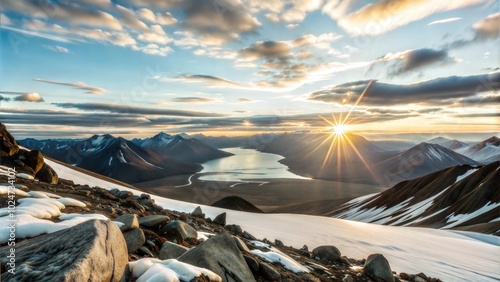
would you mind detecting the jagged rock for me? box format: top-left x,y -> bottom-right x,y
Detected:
312,245 -> 341,263
0,123 -> 19,157
242,231 -> 257,240
139,215 -> 170,228
259,262 -> 281,281
24,149 -> 44,173
35,163 -> 58,184
343,274 -> 354,282
213,212 -> 226,226
399,273 -> 413,280
275,239 -> 284,247
138,246 -> 154,257
243,255 -> 259,272
123,228 -> 146,253
364,254 -> 395,282
233,236 -> 250,252
178,231 -> 256,282
115,214 -> 139,232
159,241 -> 189,260
191,206 -> 205,218
414,277 -> 427,282
159,220 -> 198,241
0,219 -> 127,282
225,224 -> 243,235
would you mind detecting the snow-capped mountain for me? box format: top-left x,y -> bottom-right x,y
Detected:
133,132 -> 232,164
20,134 -> 202,183
331,162 -> 500,235
457,136 -> 500,163
427,137 -> 469,150
371,142 -> 480,185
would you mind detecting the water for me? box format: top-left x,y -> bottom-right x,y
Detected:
198,148 -> 309,182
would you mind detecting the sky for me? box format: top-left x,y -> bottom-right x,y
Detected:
0,0 -> 499,140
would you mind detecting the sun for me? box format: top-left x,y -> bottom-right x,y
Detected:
333,124 -> 347,135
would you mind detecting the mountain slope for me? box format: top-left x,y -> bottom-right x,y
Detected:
371,142 -> 480,185
21,134 -> 202,183
134,132 -> 232,164
458,136 -> 500,163
331,162 -> 500,235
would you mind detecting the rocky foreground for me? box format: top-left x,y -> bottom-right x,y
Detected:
0,123 -> 442,282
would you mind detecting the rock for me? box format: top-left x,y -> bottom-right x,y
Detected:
140,199 -> 155,207
139,215 -> 170,228
233,236 -> 250,252
213,212 -> 226,226
364,254 -> 395,282
0,219 -> 127,282
0,123 -> 19,157
243,255 -> 260,272
414,277 -> 427,282
138,246 -> 154,257
117,190 -> 133,199
259,262 -> 281,281
115,214 -> 139,232
274,239 -> 284,247
159,241 -> 189,260
312,245 -> 341,264
178,231 -> 256,282
24,150 -> 44,173
399,273 -> 413,280
301,245 -> 309,251
159,220 -> 198,241
35,163 -> 58,184
191,206 -> 204,218
225,224 -> 243,235
343,274 -> 354,282
242,231 -> 257,240
140,193 -> 151,200
123,228 -> 146,253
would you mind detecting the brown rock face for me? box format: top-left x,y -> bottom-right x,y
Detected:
36,163 -> 59,184
0,123 -> 19,157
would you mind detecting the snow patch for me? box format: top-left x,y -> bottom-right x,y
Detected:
444,202 -> 500,229
251,249 -> 310,273
129,259 -> 222,282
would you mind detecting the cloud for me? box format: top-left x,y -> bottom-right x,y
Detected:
307,72 -> 500,106
0,95 -> 11,102
116,5 -> 148,31
171,97 -> 217,103
428,17 -> 462,25
472,12 -> 500,40
373,48 -> 455,76
238,98 -> 252,102
13,92 -> 45,102
323,0 -> 485,36
3,0 -> 123,30
170,74 -> 249,89
240,41 -> 292,61
71,0 -> 112,8
53,103 -> 226,117
43,45 -> 69,53
34,78 -> 107,94
1,13 -> 11,25
137,24 -> 172,44
137,8 -> 177,25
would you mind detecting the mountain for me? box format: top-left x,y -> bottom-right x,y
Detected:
133,132 -> 232,163
20,134 -> 202,183
369,140 -> 415,152
457,136 -> 500,163
427,137 -> 469,150
370,142 -> 480,185
331,162 -> 500,235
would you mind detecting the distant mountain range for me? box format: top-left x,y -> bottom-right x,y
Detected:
19,133 -> 231,184
330,161 -> 500,235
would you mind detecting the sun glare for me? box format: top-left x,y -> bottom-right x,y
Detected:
333,124 -> 347,135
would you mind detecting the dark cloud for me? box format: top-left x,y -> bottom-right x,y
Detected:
446,13 -> 500,49
34,78 -> 107,94
53,102 -> 225,117
308,72 -> 500,106
240,41 -> 291,61
454,95 -> 500,106
0,95 -> 11,102
171,97 -> 216,103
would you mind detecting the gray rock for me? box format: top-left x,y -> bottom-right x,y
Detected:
364,254 -> 395,282
243,255 -> 259,272
312,245 -> 342,263
35,163 -> 58,184
414,277 -> 427,282
225,224 -> 243,235
275,239 -> 284,247
159,241 -> 189,260
117,191 -> 133,199
213,212 -> 226,226
0,220 -> 127,282
343,274 -> 354,282
24,150 -> 44,173
191,206 -> 204,218
242,231 -> 256,240
123,228 -> 146,253
139,246 -> 154,257
159,220 -> 198,241
233,236 -> 250,252
139,215 -> 170,228
178,231 -> 256,282
259,262 -> 281,281
115,214 -> 139,232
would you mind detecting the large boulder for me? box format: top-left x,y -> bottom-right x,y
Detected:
0,123 -> 19,157
123,228 -> 146,253
178,231 -> 256,282
139,215 -> 170,228
312,245 -> 341,264
364,254 -> 395,282
159,220 -> 198,242
159,241 -> 189,260
36,163 -> 59,184
0,219 -> 128,282
115,214 -> 139,232
24,149 -> 45,174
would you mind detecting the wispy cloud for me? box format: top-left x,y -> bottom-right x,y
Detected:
34,78 -> 107,94
171,97 -> 218,103
43,45 -> 69,53
428,17 -> 462,25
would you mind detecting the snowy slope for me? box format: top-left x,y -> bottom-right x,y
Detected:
45,159 -> 500,282
458,136 -> 500,163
